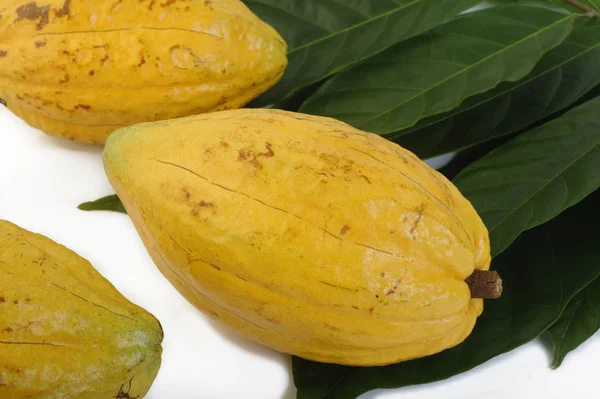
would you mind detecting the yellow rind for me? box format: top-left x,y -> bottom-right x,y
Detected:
104,109 -> 491,366
0,221 -> 163,398
0,0 -> 288,143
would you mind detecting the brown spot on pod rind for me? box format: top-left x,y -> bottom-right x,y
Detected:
0,98 -> 6,107
237,142 -> 275,170
409,214 -> 422,239
15,2 -> 50,30
340,225 -> 351,235
109,0 -> 123,13
54,0 -> 71,18
0,297 -> 5,302
34,40 -> 46,48
191,201 -> 215,217
0,50 -> 6,57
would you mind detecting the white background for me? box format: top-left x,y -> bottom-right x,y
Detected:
1,107 -> 598,398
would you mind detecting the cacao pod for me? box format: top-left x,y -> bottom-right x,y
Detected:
0,221 -> 163,398
103,109 -> 492,366
0,0 -> 287,144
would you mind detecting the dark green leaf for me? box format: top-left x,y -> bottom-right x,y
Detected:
544,277 -> 600,368
77,195 -> 127,214
245,0 -> 481,106
269,81 -> 326,112
454,95 -> 600,257
294,190 -> 600,399
299,4 -> 575,135
392,18 -> 600,158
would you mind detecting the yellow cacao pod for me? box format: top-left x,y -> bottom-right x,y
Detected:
0,0 -> 287,144
103,109 -> 491,366
0,221 -> 163,398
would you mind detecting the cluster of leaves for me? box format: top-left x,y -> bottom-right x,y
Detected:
81,1 -> 600,398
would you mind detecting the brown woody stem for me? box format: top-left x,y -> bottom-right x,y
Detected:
466,270 -> 503,299
563,0 -> 597,16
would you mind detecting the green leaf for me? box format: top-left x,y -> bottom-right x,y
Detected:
299,3 -> 575,135
244,0 -> 481,106
544,277 -> 600,369
270,81 -> 326,112
294,190 -> 600,399
77,195 -> 127,214
453,95 -> 600,257
392,18 -> 600,158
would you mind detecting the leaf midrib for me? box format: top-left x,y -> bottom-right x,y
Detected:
390,30 -> 600,140
553,299 -> 583,364
358,13 -> 575,132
